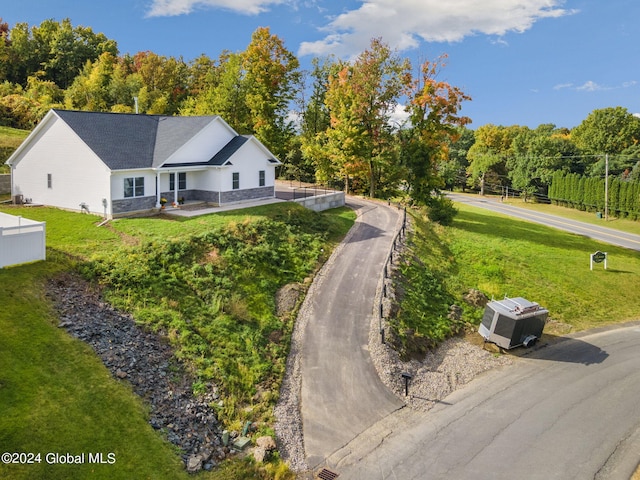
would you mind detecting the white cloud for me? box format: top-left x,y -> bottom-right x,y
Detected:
572,80 -> 636,92
576,80 -> 605,92
389,104 -> 411,128
299,0 -> 576,58
553,83 -> 573,90
146,0 -> 285,17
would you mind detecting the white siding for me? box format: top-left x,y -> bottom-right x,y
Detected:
163,119 -> 236,165
11,116 -> 111,216
192,169 -> 221,191
220,140 -> 276,192
110,170 -> 157,200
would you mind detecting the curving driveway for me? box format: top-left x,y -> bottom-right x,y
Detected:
299,197 -> 404,468
296,193 -> 640,478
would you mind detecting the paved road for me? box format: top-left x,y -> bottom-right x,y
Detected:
300,197 -> 404,468
327,323 -> 640,479
448,193 -> 640,252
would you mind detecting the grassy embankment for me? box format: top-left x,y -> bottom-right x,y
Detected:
0,203 -> 354,480
0,125 -> 28,174
391,202 -> 640,358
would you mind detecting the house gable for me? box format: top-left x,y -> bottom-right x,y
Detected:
54,109 -> 158,170
154,116 -> 230,167
8,112 -> 111,213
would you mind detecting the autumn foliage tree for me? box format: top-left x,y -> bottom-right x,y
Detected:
322,39 -> 411,196
402,55 -> 471,205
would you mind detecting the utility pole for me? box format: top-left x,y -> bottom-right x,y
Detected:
605,153 -> 609,221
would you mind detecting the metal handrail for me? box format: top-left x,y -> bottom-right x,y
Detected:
378,205 -> 407,344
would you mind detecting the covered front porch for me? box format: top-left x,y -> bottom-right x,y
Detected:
154,166 -> 223,208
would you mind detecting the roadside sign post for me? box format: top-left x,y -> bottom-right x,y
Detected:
590,251 -> 607,270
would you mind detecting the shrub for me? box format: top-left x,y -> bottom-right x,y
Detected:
427,194 -> 458,225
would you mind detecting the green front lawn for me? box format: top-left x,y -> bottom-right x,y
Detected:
447,203 -> 640,332
0,203 -> 355,480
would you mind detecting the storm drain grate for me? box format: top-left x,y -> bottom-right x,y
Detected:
317,468 -> 340,480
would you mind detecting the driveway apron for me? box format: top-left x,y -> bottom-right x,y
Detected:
300,197 -> 405,468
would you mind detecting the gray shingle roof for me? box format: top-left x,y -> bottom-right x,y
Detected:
208,136 -> 249,166
153,115 -> 215,167
53,109 -> 219,170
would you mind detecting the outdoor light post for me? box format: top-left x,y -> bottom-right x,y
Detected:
401,372 -> 413,397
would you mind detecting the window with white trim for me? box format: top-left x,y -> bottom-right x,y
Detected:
124,177 -> 145,198
169,172 -> 186,191
259,170 -> 265,187
232,172 -> 240,190
47,173 -> 52,189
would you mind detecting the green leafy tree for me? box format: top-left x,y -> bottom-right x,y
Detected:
181,52 -> 252,132
299,57 -> 335,186
507,124 -> 580,200
131,51 -> 188,115
571,107 -> 640,175
467,124 -> 518,194
64,52 -> 116,111
241,27 -> 300,159
323,39 -> 411,196
5,18 -> 118,89
0,19 -> 10,82
441,126 -> 475,190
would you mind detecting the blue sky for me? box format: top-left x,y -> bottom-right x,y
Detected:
2,0 -> 639,129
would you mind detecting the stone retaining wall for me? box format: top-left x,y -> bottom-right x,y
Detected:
0,174 -> 10,194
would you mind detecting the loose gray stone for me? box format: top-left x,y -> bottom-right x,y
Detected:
47,273 -> 224,470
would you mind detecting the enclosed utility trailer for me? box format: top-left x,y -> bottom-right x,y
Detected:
479,297 -> 548,349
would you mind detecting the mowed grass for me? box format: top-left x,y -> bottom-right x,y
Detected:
0,254 -> 190,480
447,203 -> 640,332
500,196 -> 640,236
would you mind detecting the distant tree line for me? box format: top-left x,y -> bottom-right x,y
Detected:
1,18 -> 640,217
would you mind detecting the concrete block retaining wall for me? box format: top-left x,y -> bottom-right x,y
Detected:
292,191 -> 345,212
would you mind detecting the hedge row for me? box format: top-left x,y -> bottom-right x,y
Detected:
548,171 -> 640,219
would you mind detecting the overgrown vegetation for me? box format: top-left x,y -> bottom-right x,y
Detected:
82,216 -> 330,429
390,210 -> 461,360
0,202 -> 354,479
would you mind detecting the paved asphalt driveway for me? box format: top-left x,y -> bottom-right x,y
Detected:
297,193 -> 640,478
300,197 -> 404,468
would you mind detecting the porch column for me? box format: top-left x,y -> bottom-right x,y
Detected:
155,171 -> 161,207
173,172 -> 178,206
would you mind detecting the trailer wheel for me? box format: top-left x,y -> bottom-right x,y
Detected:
523,335 -> 538,348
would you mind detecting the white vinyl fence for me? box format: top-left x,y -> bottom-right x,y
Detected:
0,212 -> 46,268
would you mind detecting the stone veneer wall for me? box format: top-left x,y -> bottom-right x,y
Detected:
112,196 -> 157,215
111,186 -> 275,216
219,186 -> 275,204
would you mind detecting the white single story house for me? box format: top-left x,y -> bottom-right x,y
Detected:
6,109 -> 281,218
